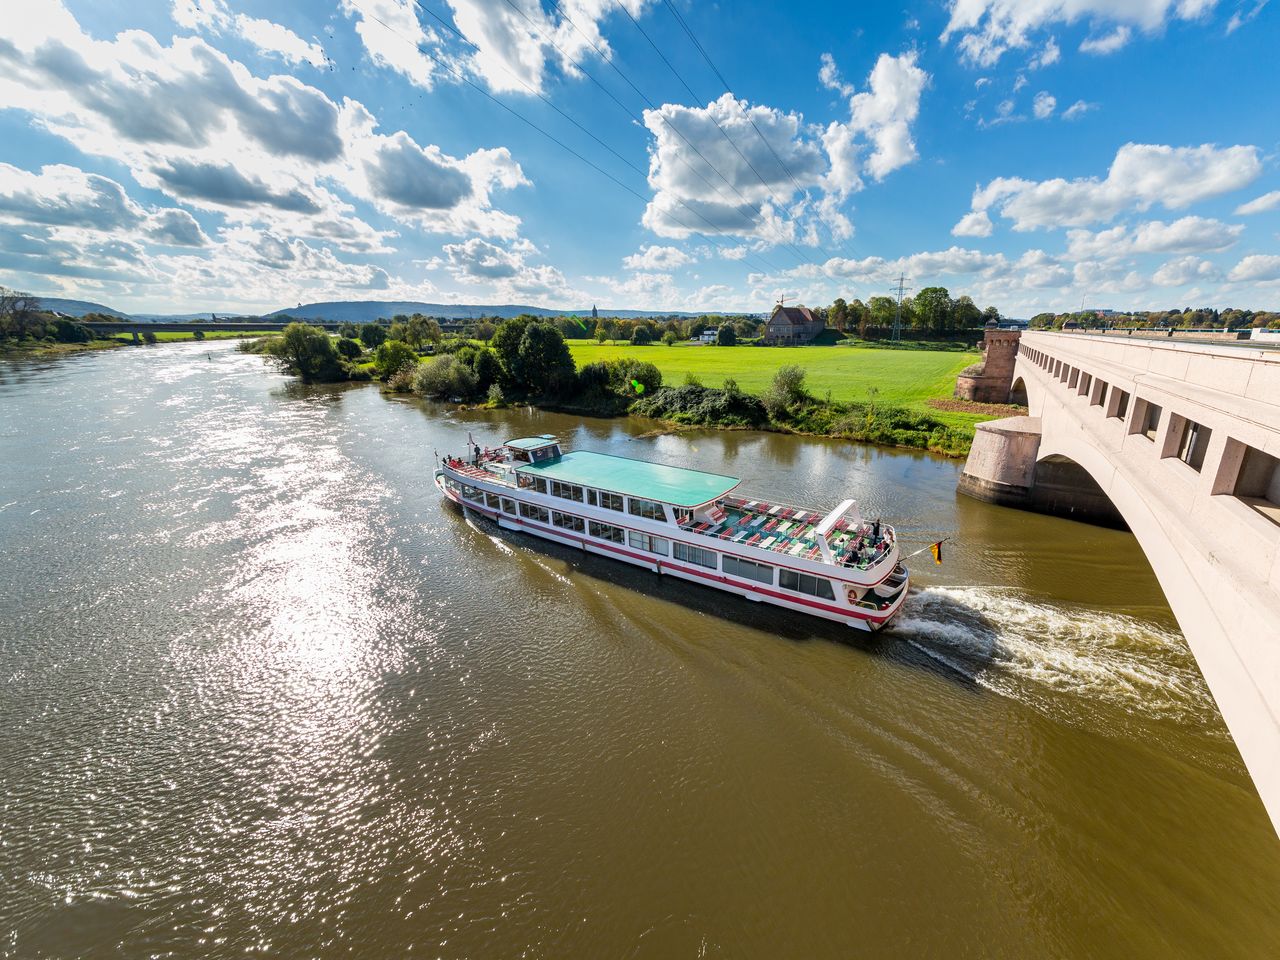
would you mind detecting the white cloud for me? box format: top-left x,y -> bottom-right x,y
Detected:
339,0 -> 446,89
1235,190 -> 1280,215
952,210 -> 994,237
1062,99 -> 1096,120
1033,91 -> 1056,118
967,142 -> 1261,231
1227,1 -> 1269,33
1079,26 -> 1133,54
1153,255 -> 1219,286
845,52 -> 929,180
442,237 -> 578,299
818,52 -> 855,97
1029,37 -> 1061,68
623,245 -> 694,270
1065,216 -> 1242,258
1228,254 -> 1280,283
172,1 -> 326,68
942,0 -> 1221,66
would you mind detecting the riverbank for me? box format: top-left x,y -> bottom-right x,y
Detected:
0,329 -> 281,359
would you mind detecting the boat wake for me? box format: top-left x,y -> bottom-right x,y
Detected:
893,586 -> 1224,735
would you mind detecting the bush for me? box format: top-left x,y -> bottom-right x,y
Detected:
338,322 -> 358,339
630,325 -> 653,345
141,330 -> 157,344
335,337 -> 362,360
385,363 -> 418,393
715,325 -> 737,346
661,330 -> 679,345
49,318 -> 92,343
192,329 -> 205,341
761,365 -> 807,420
412,354 -> 479,399
359,323 -> 387,349
630,384 -> 768,427
265,322 -> 346,382
374,339 -> 417,379
487,383 -> 506,406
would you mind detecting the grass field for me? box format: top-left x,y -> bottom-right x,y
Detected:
568,341 -> 986,430
144,330 -> 281,342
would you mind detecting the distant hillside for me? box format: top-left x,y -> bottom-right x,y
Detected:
269,300 -> 709,322
38,297 -> 131,319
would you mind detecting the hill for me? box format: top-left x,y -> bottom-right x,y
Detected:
268,300 -> 717,322
38,297 -> 131,319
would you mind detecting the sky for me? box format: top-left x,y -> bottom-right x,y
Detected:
0,0 -> 1276,317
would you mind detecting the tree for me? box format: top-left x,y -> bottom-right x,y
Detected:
761,365 -> 807,420
338,322 -> 358,339
982,305 -> 1001,325
491,315 -> 533,382
359,323 -> 387,348
374,339 -> 417,379
388,321 -> 409,343
474,321 -> 496,342
594,326 -> 608,344
335,337 -> 362,359
630,324 -> 653,345
413,355 -> 479,399
266,322 -> 346,382
141,330 -> 157,344
914,286 -> 954,336
1029,312 -> 1056,329
661,330 -> 679,345
407,315 -> 442,348
953,295 -> 982,331
849,299 -> 872,339
192,329 -> 205,341
715,325 -> 737,346
868,296 -> 897,328
515,323 -> 576,396
0,288 -> 41,339
829,297 -> 849,330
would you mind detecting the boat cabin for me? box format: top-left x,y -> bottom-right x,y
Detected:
504,435 -> 562,463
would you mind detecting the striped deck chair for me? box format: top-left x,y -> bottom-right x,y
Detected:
760,536 -> 776,549
707,506 -> 728,525
788,541 -> 807,556
805,546 -> 822,560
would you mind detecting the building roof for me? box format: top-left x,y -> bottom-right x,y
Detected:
505,435 -> 558,450
769,304 -> 817,326
517,450 -> 739,507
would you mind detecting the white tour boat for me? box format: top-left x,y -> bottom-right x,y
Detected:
435,435 -> 910,631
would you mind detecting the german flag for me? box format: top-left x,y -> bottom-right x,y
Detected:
929,541 -> 943,565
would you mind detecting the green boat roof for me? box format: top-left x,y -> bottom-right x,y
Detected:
518,451 -> 739,507
505,436 -> 559,450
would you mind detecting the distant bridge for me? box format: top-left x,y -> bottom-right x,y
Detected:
80,319 -> 466,337
959,331 -> 1280,831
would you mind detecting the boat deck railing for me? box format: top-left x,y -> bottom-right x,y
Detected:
681,496 -> 895,570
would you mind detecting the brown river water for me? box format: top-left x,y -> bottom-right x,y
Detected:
1,341 -> 1277,959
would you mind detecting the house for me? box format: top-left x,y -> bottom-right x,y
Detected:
763,304 -> 824,344
697,327 -> 718,343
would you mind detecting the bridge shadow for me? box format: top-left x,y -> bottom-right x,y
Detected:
447,501 -> 999,691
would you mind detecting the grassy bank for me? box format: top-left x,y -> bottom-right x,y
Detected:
567,341 -> 983,432
0,339 -> 124,359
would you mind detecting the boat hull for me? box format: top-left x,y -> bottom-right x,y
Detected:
435,471 -> 907,632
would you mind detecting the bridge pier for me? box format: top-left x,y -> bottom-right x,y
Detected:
959,417 -> 1126,527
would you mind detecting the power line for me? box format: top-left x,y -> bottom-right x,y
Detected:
889,273 -> 912,342
611,0 -> 822,269
345,0 -> 781,277
658,0 -> 850,255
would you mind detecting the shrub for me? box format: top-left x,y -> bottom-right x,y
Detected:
487,383 -> 505,406
335,337 -> 362,360
683,371 -> 702,387
630,325 -> 653,345
338,322 -> 358,339
385,363 -> 418,393
761,365 -> 807,420
661,330 -> 679,345
630,385 -> 768,427
192,329 -> 205,341
715,325 -> 737,346
374,339 -> 417,379
141,330 -> 157,344
265,322 -> 346,382
412,354 -> 479,399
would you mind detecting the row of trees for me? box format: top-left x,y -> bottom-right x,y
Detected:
1031,307 -> 1280,330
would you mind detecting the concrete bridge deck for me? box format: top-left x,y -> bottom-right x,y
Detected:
960,330 -> 1280,831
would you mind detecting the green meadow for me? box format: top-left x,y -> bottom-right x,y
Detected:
567,341 -> 986,431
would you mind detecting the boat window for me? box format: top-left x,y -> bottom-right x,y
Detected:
723,555 -> 774,585
673,508 -> 693,525
550,480 -> 584,502
586,489 -> 598,506
518,474 -> 548,494
599,491 -> 624,512
484,492 -> 501,510
779,569 -> 836,600
552,511 -> 585,532
461,484 -> 483,503
500,498 -> 516,515
588,520 -> 625,544
673,541 -> 716,569
628,531 -> 669,555
628,497 -> 667,522
518,502 -> 549,523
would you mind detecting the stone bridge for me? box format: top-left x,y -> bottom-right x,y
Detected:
958,330 -> 1280,831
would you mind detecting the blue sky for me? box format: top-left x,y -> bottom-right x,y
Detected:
0,0 -> 1276,316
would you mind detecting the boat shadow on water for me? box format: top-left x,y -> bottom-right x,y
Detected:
450,501 -> 998,690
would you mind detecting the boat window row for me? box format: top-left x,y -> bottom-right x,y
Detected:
589,519 -> 625,544
779,569 -> 836,600
628,531 -> 669,556
552,511 -> 585,532
722,555 -> 773,584
1021,342 -> 1279,527
519,502 -> 550,523
628,497 -> 667,522
550,480 -> 584,502
672,541 -> 717,569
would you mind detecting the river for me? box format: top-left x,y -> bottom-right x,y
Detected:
1,341 -> 1276,959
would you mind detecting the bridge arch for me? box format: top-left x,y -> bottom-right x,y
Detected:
1009,376 -> 1028,406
